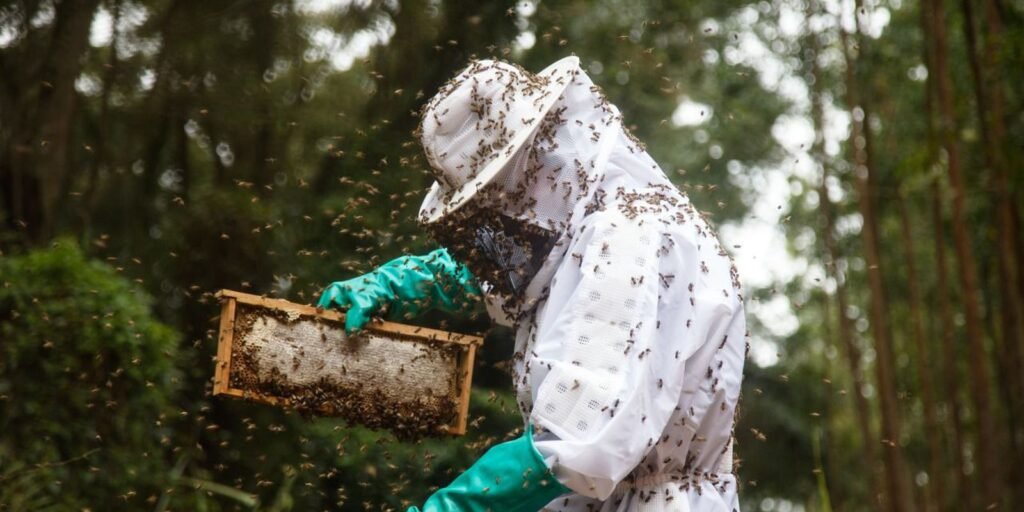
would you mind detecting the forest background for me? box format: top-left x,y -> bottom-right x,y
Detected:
1,0 -> 1022,510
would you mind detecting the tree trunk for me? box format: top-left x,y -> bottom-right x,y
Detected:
838,4 -> 916,510
1015,202 -> 1024,369
247,1 -> 278,191
7,0 -> 101,241
897,192 -> 945,511
961,2 -> 1024,499
805,4 -> 883,508
821,128 -> 883,512
921,4 -> 966,505
80,0 -> 124,242
931,181 -> 971,508
920,4 -> 970,507
926,0 -> 1003,506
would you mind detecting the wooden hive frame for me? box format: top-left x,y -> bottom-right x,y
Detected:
213,289 -> 483,436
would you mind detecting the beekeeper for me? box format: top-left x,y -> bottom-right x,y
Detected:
319,57 -> 747,512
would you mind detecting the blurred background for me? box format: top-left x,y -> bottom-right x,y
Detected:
1,0 -> 1022,510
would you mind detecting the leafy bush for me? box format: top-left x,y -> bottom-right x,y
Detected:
0,239 -> 181,508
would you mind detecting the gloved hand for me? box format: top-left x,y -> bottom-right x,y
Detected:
408,424 -> 570,512
318,248 -> 482,334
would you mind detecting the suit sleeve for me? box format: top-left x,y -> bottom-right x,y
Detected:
526,215 -> 693,500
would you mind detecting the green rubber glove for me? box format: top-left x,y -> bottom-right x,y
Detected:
318,248 -> 482,334
408,425 -> 570,512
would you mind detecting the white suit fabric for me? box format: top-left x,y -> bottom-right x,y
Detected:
420,59 -> 746,512
501,68 -> 745,511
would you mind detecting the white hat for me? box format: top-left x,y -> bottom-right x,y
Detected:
417,56 -> 580,224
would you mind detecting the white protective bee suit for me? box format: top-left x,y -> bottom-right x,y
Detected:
418,57 -> 747,512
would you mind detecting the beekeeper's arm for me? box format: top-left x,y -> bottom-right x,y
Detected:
318,248 -> 482,334
409,216 -> 688,511
528,215 -> 689,500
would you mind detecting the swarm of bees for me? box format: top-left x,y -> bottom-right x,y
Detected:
9,13 -> 777,508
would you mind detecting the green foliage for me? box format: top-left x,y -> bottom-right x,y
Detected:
2,0 -> 1020,509
0,454 -> 61,512
0,239 -> 181,508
